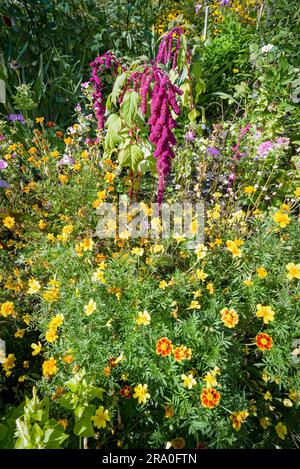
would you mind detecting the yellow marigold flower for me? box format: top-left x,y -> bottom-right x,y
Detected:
220,307 -> 239,328
203,367 -> 220,388
28,147 -> 37,154
256,304 -> 275,324
92,268 -> 106,283
23,361 -> 29,369
232,68 -> 240,73
136,310 -> 151,326
104,172 -> 116,184
58,174 -> 68,184
230,410 -> 249,431
273,211 -> 290,228
206,282 -> 214,295
283,398 -> 293,407
264,391 -> 272,401
64,137 -> 73,145
81,238 -> 94,251
294,187 -> 300,197
244,186 -> 256,194
58,419 -> 68,430
91,406 -> 110,429
15,329 -> 25,339
256,266 -> 267,278
84,298 -> 97,316
131,247 -> 144,257
226,240 -> 243,258
151,244 -> 165,254
62,354 -> 74,364
2,354 -> 16,376
48,314 -> 64,330
159,280 -> 168,289
169,437 -> 185,449
31,342 -> 42,356
195,243 -> 207,259
260,417 -> 270,430
36,117 -> 44,123
27,278 -> 41,294
195,269 -> 208,281
3,216 -> 15,229
181,373 -> 196,389
45,328 -> 58,343
133,384 -> 150,404
0,301 -> 15,318
286,262 -> 300,280
276,422 -> 287,440
187,300 -> 201,310
243,278 -> 253,286
173,345 -> 192,362
43,287 -> 60,303
62,224 -> 73,236
42,357 -> 57,378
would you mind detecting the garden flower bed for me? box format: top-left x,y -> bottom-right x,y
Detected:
0,0 -> 299,450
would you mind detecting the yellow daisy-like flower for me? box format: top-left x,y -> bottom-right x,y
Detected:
275,422 -> 287,440
133,384 -> 150,404
286,262 -> 300,280
91,406 -> 110,429
256,266 -> 267,278
84,299 -> 97,316
45,328 -> 58,343
187,300 -> 201,310
31,342 -> 42,356
48,314 -> 64,330
256,304 -> 275,324
294,187 -> 300,197
273,211 -> 290,228
0,301 -> 15,318
42,357 -> 57,378
136,310 -> 151,326
27,278 -> 41,294
3,216 -> 15,229
131,247 -> 144,257
181,373 -> 197,389
244,186 -> 256,195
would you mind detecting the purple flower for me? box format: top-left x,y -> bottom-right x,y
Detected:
0,179 -> 10,188
276,137 -> 290,147
257,141 -> 273,158
6,113 -> 25,123
81,81 -> 90,89
57,154 -> 75,166
207,146 -> 220,156
0,135 -> 5,141
219,0 -> 230,5
195,4 -> 202,12
0,159 -> 8,170
185,130 -> 196,142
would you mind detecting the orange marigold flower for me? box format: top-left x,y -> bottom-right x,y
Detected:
201,387 -> 221,409
173,345 -> 192,362
156,337 -> 173,357
256,333 -> 273,351
220,307 -> 239,328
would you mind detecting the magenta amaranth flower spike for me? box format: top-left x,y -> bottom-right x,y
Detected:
156,27 -> 184,70
90,52 -> 122,130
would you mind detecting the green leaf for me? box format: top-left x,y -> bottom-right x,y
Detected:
188,107 -> 199,123
121,91 -> 140,127
104,114 -> 122,151
111,72 -> 127,106
118,144 -> 144,174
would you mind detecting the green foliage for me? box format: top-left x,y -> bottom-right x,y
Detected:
14,387 -> 69,449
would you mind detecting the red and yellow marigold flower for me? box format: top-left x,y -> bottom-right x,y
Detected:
230,410 -> 249,431
220,307 -> 239,328
256,333 -> 273,351
173,345 -> 192,362
201,387 -> 221,409
156,337 -> 173,357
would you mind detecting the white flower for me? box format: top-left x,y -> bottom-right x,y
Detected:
261,44 -> 274,53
